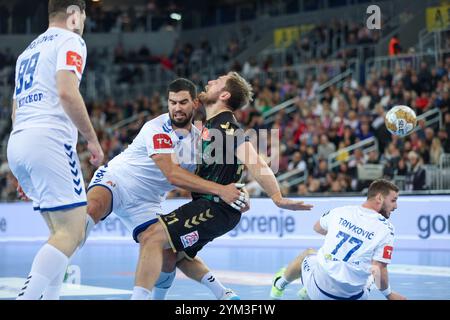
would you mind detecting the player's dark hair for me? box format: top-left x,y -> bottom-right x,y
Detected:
48,0 -> 86,19
168,78 -> 197,100
223,72 -> 253,110
367,179 -> 399,199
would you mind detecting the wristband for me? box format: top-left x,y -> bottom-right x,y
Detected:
380,285 -> 392,297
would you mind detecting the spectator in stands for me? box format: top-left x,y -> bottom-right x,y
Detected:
356,121 -> 374,141
396,158 -> 408,176
366,150 -> 379,164
437,129 -> 450,153
429,137 -> 444,165
405,151 -> 427,191
388,34 -> 401,56
313,159 -> 329,191
317,134 -> 336,160
288,151 -> 306,172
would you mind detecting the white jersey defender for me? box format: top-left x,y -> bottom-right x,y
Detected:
302,205 -> 394,299
88,113 -> 200,240
8,27 -> 87,211
13,27 -> 86,140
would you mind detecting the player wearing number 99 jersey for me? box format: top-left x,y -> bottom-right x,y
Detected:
271,179 -> 407,300
7,0 -> 103,300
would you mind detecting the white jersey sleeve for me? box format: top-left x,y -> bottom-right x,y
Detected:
56,36 -> 86,80
319,209 -> 334,231
373,223 -> 395,264
143,124 -> 176,157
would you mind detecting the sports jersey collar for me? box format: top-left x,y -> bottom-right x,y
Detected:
206,109 -> 234,121
47,26 -> 78,35
165,115 -> 195,140
360,205 -> 380,216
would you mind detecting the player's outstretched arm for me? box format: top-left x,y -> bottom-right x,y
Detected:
313,220 -> 327,235
56,70 -> 104,166
152,153 -> 244,205
236,141 -> 313,211
371,260 -> 407,300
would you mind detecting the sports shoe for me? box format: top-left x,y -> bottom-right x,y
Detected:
297,287 -> 310,300
220,289 -> 241,300
270,267 -> 286,300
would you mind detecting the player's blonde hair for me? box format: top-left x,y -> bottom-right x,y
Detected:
48,0 -> 86,20
367,179 -> 399,199
223,72 -> 253,110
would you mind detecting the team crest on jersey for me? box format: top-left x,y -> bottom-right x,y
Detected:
180,231 -> 199,248
383,245 -> 393,259
66,51 -> 83,74
153,133 -> 173,149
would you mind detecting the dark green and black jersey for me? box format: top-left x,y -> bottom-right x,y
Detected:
192,111 -> 248,202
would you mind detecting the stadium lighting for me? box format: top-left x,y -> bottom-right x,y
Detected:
170,13 -> 182,21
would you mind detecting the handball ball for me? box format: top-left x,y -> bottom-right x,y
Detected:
384,105 -> 417,137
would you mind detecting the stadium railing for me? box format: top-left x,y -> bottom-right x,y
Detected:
327,108 -> 442,173
422,153 -> 450,191
412,108 -> 443,133
365,49 -> 450,81
276,167 -> 308,189
107,111 -> 151,135
263,67 -> 355,125
327,136 -> 379,172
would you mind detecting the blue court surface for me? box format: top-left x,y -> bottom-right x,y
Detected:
1,241 -> 450,300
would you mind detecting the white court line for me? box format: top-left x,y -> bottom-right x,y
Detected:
0,278 -> 131,299
175,264 -> 450,286
389,264 -> 450,278
3,264 -> 448,298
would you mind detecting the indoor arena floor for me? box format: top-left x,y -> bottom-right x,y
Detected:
1,242 -> 450,300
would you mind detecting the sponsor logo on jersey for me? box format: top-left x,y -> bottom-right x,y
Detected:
66,51 -> 83,74
180,230 -> 199,248
153,133 -> 173,149
383,245 -> 393,259
106,181 -> 116,188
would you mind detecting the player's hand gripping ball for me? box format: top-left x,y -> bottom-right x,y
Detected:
384,105 -> 417,137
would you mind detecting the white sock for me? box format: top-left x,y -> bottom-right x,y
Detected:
275,276 -> 290,290
41,247 -> 81,300
152,270 -> 176,300
17,243 -> 69,300
41,267 -> 67,300
131,286 -> 151,300
200,272 -> 227,299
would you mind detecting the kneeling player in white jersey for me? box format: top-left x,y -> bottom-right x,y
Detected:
270,179 -> 406,300
85,78 -> 246,300
7,0 -> 104,299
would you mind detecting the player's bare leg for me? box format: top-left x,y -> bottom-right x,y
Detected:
132,221 -> 169,299
151,249 -> 178,300
17,207 -> 86,300
86,186 -> 112,224
270,248 -> 316,299
78,186 -> 113,248
177,256 -> 240,300
39,188 -> 111,300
